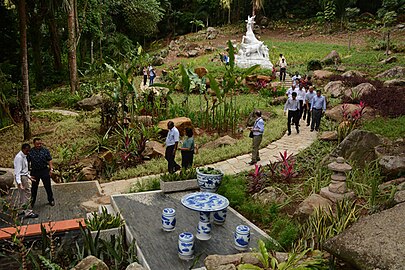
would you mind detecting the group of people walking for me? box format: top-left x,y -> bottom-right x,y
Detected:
14,138 -> 55,218
283,73 -> 326,135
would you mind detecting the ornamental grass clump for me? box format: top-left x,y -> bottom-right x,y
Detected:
85,207 -> 124,231
160,168 -> 197,182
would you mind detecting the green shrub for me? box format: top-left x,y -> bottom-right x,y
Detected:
307,59 -> 322,71
268,217 -> 300,251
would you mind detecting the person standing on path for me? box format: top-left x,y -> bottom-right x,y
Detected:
296,84 -> 306,120
148,65 -> 156,86
14,143 -> 38,218
165,121 -> 181,173
248,111 -> 265,165
143,67 -> 148,86
29,138 -> 55,207
178,127 -> 195,169
284,92 -> 300,136
278,55 -> 287,82
310,90 -> 327,132
305,86 -> 316,126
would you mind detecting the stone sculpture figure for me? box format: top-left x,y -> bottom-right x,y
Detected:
236,15 -> 273,69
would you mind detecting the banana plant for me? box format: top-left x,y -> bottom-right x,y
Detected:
105,63 -> 138,124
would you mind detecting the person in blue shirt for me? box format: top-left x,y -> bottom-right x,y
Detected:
310,90 -> 327,132
248,110 -> 265,165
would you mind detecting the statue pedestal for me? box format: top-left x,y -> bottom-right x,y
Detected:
235,55 -> 273,69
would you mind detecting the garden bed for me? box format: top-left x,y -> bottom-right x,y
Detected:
159,178 -> 198,193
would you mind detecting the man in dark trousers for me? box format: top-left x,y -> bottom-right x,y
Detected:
29,138 -> 55,207
165,121 -> 181,173
310,90 -> 327,132
284,92 -> 300,135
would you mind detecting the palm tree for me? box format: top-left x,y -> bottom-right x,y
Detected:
220,0 -> 232,24
252,0 -> 264,16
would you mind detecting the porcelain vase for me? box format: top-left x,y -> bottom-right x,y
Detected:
162,208 -> 176,232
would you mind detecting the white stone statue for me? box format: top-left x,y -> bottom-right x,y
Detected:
236,15 -> 273,69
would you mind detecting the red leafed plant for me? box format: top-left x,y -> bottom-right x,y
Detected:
277,150 -> 296,182
247,164 -> 267,194
338,101 -> 366,142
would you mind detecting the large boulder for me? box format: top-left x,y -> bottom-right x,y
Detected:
135,115 -> 153,127
341,70 -> 367,78
344,83 -> 376,99
383,78 -> 405,87
321,50 -> 341,65
80,167 -> 97,181
77,95 -> 103,110
126,262 -> 146,270
294,194 -> 332,220
313,70 -> 333,80
376,66 -> 405,78
376,140 -> 405,178
206,27 -> 219,40
320,131 -> 338,141
268,96 -> 287,106
252,187 -> 288,205
71,255 -> 108,270
144,141 -> 165,158
158,117 -> 193,136
324,81 -> 347,97
0,169 -> 14,193
152,56 -> 164,66
202,135 -> 238,149
324,203 -> 405,270
331,130 -> 381,167
325,104 -> 376,122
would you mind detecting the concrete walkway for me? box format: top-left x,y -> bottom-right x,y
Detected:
100,123 -> 317,196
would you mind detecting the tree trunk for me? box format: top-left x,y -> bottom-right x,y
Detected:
67,0 -> 78,93
227,7 -> 231,24
18,0 -> 31,140
48,15 -> 62,72
385,31 -> 390,55
90,39 -> 94,64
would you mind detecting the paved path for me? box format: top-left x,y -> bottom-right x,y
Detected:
32,109 -> 79,116
100,123 -> 317,196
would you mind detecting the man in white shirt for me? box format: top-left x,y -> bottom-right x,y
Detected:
284,92 -> 300,135
165,121 -> 181,173
291,72 -> 301,83
14,143 -> 38,218
286,84 -> 297,99
305,86 -> 316,126
278,54 -> 287,82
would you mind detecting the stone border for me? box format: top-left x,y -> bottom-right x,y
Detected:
160,179 -> 199,193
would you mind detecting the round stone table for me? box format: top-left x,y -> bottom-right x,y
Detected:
181,192 -> 229,240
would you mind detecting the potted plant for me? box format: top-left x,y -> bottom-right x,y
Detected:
196,167 -> 224,193
160,168 -> 198,193
85,206 -> 124,240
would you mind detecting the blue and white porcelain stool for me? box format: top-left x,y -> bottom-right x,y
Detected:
162,208 -> 176,232
234,225 -> 250,251
178,232 -> 195,260
197,211 -> 212,240
213,208 -> 227,225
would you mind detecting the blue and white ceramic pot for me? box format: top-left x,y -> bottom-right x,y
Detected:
178,232 -> 195,260
234,225 -> 250,251
196,168 -> 224,193
162,208 -> 176,232
197,211 -> 212,240
213,208 -> 227,225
